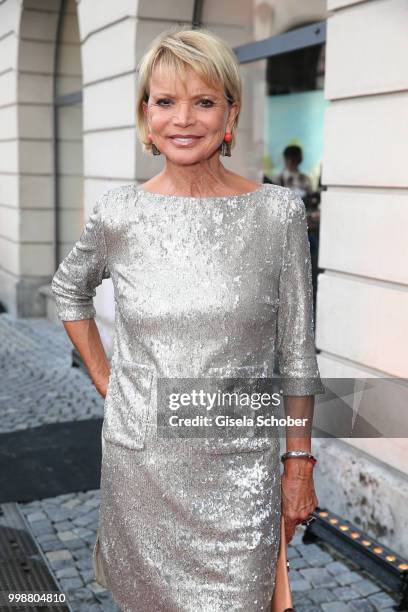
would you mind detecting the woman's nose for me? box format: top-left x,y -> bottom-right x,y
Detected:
173,102 -> 194,124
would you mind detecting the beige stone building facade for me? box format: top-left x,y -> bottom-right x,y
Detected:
0,0 -> 407,553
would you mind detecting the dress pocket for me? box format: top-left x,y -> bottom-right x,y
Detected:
102,360 -> 154,450
203,364 -> 273,454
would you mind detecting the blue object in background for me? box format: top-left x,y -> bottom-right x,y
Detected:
266,91 -> 330,187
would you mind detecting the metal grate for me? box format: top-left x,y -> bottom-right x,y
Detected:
0,503 -> 73,611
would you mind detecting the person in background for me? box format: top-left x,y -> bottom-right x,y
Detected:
272,146 -> 320,313
273,144 -> 313,200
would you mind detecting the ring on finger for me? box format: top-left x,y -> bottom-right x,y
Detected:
301,515 -> 316,526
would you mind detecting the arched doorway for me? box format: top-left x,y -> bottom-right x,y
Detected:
54,0 -> 84,268
10,0 -> 84,317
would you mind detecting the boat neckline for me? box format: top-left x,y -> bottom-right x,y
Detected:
135,183 -> 266,201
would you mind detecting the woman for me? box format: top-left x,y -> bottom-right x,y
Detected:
51,27 -> 325,612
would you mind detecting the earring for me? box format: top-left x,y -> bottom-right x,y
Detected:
152,143 -> 161,156
148,132 -> 161,156
221,131 -> 232,157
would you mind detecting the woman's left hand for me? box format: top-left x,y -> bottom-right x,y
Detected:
281,459 -> 318,544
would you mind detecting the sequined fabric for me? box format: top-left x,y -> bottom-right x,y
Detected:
51,183 -> 325,611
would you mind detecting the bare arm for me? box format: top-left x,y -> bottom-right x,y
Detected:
50,193 -> 112,398
284,394 -> 314,458
275,193 -> 325,542
280,394 -> 318,543
63,319 -> 111,398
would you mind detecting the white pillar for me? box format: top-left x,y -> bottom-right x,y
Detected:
314,0 -> 408,555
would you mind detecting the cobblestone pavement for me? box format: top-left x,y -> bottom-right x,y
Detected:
0,314 -> 104,433
1,314 -> 402,611
20,490 -> 119,612
19,489 -> 400,612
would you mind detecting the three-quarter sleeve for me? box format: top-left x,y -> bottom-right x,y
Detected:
276,191 -> 325,396
51,195 -> 110,321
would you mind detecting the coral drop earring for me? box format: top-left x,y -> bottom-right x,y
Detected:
221,131 -> 232,157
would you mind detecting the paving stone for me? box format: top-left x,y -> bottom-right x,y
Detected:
299,567 -> 337,587
95,590 -> 116,604
58,577 -> 84,591
290,578 -> 311,592
29,521 -> 55,536
70,587 -> 98,603
62,498 -> 83,509
46,549 -> 73,563
72,526 -> 94,538
292,592 -> 311,603
36,532 -> 61,544
96,601 -> 120,612
332,586 -> 361,601
367,591 -> 399,610
53,520 -> 73,531
349,599 -> 375,611
49,558 -> 76,571
81,569 -> 96,583
21,500 -> 42,510
57,530 -> 78,542
83,498 -> 100,510
306,550 -> 336,566
26,511 -> 47,522
64,538 -> 86,550
293,604 -> 320,612
42,502 -> 61,513
55,566 -> 80,579
42,540 -> 71,552
51,509 -> 79,522
76,557 -> 94,571
73,513 -> 98,528
75,605 -> 102,612
307,588 -> 336,604
289,556 -> 310,570
352,578 -> 382,597
65,507 -> 88,520
287,546 -> 300,560
326,560 -> 351,575
82,533 -> 98,545
299,568 -> 338,589
74,548 -> 94,561
322,603 -> 354,611
295,543 -> 323,556
335,571 -> 364,586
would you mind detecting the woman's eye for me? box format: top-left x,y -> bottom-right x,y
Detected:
157,98 -> 171,106
156,98 -> 214,108
200,99 -> 214,107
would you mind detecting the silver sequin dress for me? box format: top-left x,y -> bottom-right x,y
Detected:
51,182 -> 325,612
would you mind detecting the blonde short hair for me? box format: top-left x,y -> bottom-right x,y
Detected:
136,26 -> 242,156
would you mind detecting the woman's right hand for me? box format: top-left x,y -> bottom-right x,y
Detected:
93,372 -> 111,398
62,319 -> 112,399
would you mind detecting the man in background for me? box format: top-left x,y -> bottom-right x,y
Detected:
272,144 -> 313,199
